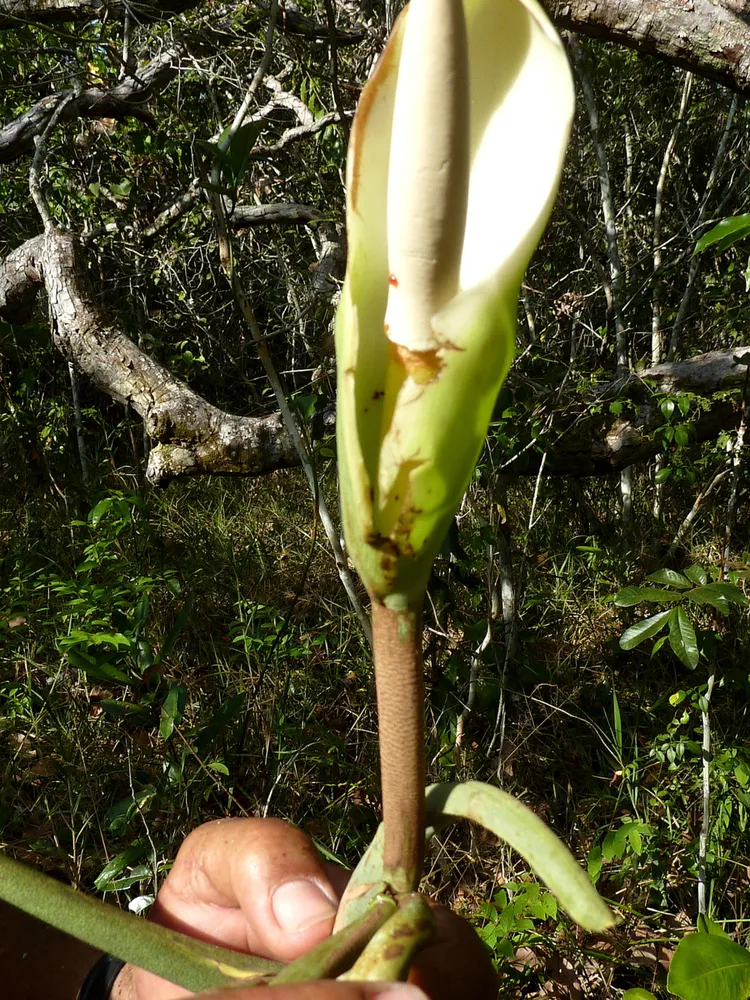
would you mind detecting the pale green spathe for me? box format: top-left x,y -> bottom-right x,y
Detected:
337,0 -> 574,602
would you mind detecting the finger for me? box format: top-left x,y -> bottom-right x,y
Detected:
151,818 -> 339,961
409,904 -> 498,1000
186,982 -> 428,1000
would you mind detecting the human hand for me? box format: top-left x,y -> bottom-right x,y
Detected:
113,817 -> 496,1000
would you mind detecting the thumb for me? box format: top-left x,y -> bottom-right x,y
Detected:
186,983 -> 427,1000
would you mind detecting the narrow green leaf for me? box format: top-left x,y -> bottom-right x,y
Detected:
619,609 -> 672,650
652,634 -> 669,656
0,853 -> 281,990
693,214 -> 750,255
424,783 -> 615,932
669,606 -> 699,669
667,932 -> 750,1000
89,497 -> 113,526
338,782 -> 614,935
645,569 -> 691,589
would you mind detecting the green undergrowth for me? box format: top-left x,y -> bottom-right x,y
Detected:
1,463 -> 749,998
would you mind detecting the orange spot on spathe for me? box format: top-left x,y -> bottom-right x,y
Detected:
389,341 -> 442,384
388,274 -> 398,287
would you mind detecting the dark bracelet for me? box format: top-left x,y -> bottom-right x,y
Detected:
77,953 -> 127,1000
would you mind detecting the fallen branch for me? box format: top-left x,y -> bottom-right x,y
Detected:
39,229 -> 297,485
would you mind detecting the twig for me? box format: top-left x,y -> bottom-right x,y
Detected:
666,466 -> 730,560
568,35 -> 633,529
250,111 -> 352,157
455,540 -> 497,751
667,94 -> 739,361
697,670 -> 714,917
652,72 -> 693,367
68,360 -> 89,482
29,93 -> 74,230
323,0 -> 351,148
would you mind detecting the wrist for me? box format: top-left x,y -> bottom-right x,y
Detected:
77,955 -> 129,1000
110,965 -> 136,1000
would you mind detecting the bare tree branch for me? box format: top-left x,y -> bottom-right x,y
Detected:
37,229 -> 297,485
543,0 -> 750,97
0,48 -> 179,163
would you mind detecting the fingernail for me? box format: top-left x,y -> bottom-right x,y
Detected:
366,986 -> 428,1000
271,879 -> 338,934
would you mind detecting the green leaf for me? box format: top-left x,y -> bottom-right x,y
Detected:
684,564 -> 709,586
654,466 -> 671,484
614,587 -> 683,607
701,582 -> 749,605
646,569 -> 691,589
623,990 -> 658,1000
225,121 -> 264,183
160,684 -> 187,740
66,650 -> 132,685
684,585 -> 731,615
619,609 -> 672,650
423,783 -> 614,931
667,932 -> 750,1000
674,424 -> 690,447
669,606 -> 699,670
697,914 -> 731,938
94,842 -> 148,892
744,254 -> 750,292
89,497 -> 113,526
660,398 -> 675,420
694,214 -> 750,255
338,782 -> 614,935
0,853 -> 281,990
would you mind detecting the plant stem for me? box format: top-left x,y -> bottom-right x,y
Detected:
371,598 -> 425,894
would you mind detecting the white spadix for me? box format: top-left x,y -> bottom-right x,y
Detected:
384,0 -> 470,361
336,0 -> 575,605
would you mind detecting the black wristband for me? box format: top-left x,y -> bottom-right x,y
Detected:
77,953 -> 127,1000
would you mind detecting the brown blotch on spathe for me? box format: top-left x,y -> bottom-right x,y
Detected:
383,943 -> 406,961
390,341 -> 442,384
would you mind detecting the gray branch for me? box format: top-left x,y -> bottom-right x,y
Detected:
38,229 -> 298,485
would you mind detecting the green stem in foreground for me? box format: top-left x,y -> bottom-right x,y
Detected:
371,597 -> 426,895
